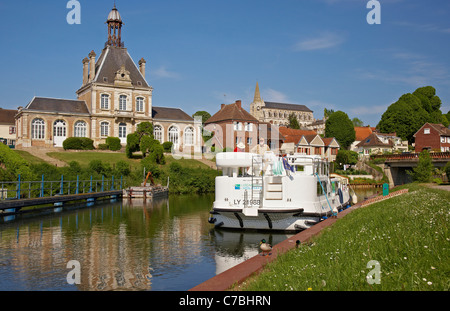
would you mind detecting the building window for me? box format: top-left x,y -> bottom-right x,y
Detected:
100,121 -> 109,137
247,137 -> 252,145
136,97 -> 144,112
119,123 -> 127,139
74,121 -> 87,137
184,127 -> 194,145
31,118 -> 45,140
169,126 -> 179,146
154,125 -> 163,142
424,128 -> 430,134
245,123 -> 253,132
101,94 -> 110,110
53,120 -> 67,137
119,95 -> 127,111
9,126 -> 16,135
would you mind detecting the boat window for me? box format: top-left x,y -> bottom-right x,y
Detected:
295,165 -> 304,172
317,181 -> 327,196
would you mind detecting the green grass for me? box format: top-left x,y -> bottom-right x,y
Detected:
12,150 -> 47,165
238,183 -> 449,291
47,151 -> 210,170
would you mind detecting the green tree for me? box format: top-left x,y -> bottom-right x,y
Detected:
408,150 -> 433,182
378,86 -> 449,142
288,113 -> 300,129
335,150 -> 359,169
324,108 -> 335,119
352,117 -> 364,127
192,111 -> 211,124
325,111 -> 355,150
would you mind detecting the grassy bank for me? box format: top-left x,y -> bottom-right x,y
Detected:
237,183 -> 449,291
12,150 -> 218,194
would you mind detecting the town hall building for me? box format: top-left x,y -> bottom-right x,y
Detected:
15,5 -> 197,151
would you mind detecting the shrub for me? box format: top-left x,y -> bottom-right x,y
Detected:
141,157 -> 161,179
106,137 -> 122,151
63,137 -> 94,150
163,141 -> 173,153
98,144 -> 108,150
432,177 -> 442,185
116,160 -> 131,176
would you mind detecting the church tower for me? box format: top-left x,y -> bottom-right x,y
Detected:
250,82 -> 265,122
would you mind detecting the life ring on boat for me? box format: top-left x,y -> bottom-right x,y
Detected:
338,188 -> 344,204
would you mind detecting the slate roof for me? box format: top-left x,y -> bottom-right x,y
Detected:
24,97 -> 90,114
205,102 -> 258,124
0,108 -> 17,124
264,102 -> 313,113
152,106 -> 194,121
356,133 -> 392,148
93,46 -> 149,88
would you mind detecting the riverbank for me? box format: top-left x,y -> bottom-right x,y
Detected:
191,183 -> 449,291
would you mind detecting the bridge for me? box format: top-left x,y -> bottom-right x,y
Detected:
370,152 -> 450,186
0,175 -> 123,221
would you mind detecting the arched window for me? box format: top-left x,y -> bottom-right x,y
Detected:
74,121 -> 87,137
154,125 -> 163,142
31,118 -> 45,140
101,94 -> 110,110
168,126 -> 179,146
100,121 -> 109,137
184,127 -> 194,145
53,120 -> 67,137
136,97 -> 144,112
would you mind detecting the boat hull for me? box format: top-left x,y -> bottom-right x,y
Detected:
209,201 -> 351,232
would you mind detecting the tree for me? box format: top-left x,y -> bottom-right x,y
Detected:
335,150 -> 359,169
325,111 -> 355,150
324,108 -> 335,119
408,150 -> 433,182
192,111 -> 211,124
377,86 -> 449,142
352,117 -> 364,127
126,122 -> 154,158
288,113 -> 300,129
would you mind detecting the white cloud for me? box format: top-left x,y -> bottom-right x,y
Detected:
262,88 -> 289,102
294,32 -> 345,51
152,66 -> 181,79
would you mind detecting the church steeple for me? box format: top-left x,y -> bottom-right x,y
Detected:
254,81 -> 262,102
106,4 -> 124,47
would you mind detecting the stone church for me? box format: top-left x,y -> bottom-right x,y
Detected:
15,5 -> 197,152
249,82 -> 315,127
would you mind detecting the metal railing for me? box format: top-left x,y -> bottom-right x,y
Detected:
0,175 -> 123,201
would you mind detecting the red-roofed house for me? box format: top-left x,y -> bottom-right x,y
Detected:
413,123 -> 450,152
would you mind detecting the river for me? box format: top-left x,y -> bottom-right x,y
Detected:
0,188 -> 378,291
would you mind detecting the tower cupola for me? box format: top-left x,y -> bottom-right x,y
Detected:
106,4 -> 124,47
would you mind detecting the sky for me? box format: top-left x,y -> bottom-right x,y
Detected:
0,0 -> 449,127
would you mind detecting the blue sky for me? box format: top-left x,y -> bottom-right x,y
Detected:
0,0 -> 449,127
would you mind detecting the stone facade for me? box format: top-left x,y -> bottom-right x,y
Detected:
249,82 -> 315,127
14,6 -> 196,151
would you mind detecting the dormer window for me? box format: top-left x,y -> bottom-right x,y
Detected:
424,128 -> 430,134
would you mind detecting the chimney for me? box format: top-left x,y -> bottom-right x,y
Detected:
88,50 -> 96,82
138,58 -> 146,79
82,57 -> 89,85
221,104 -> 225,110
235,100 -> 242,108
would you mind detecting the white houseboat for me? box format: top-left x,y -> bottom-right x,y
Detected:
208,152 -> 356,231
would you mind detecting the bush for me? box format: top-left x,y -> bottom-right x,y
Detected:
63,137 -> 94,150
98,144 -> 108,150
141,157 -> 161,179
116,160 -> 131,176
106,137 -> 122,151
163,141 -> 173,153
432,177 -> 442,185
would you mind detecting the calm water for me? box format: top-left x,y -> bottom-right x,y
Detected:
0,188 -> 378,291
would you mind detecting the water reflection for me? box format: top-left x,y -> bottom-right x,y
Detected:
0,188 -> 378,291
